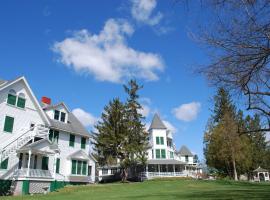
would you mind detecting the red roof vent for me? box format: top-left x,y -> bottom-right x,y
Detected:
41,96 -> 51,105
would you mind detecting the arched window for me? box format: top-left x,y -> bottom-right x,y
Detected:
18,93 -> 25,98
7,89 -> 17,105
17,93 -> 26,108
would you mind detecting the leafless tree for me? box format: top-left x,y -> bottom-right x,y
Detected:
190,0 -> 270,131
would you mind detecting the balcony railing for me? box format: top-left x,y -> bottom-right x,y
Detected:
14,168 -> 53,179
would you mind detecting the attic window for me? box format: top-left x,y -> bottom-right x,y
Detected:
54,110 -> 60,120
60,112 -> 66,122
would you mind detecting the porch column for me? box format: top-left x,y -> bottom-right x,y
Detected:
53,154 -> 57,179
158,164 -> 160,176
27,150 -> 32,176
173,164 -> 175,176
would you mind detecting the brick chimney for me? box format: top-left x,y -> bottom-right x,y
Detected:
41,96 -> 51,107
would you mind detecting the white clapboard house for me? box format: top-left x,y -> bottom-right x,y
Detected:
98,114 -> 201,181
0,76 -> 96,195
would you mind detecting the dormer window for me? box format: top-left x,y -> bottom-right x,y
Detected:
54,110 -> 60,120
54,110 -> 66,122
60,112 -> 66,122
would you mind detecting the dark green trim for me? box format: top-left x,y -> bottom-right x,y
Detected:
17,97 -> 26,108
0,180 -> 12,196
22,180 -> 29,195
0,158 -> 9,169
3,116 -> 14,133
7,94 -> 16,105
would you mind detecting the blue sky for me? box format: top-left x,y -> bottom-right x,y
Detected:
0,0 -> 215,159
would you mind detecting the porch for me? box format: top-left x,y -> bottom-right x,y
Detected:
145,159 -> 199,179
14,139 -> 60,180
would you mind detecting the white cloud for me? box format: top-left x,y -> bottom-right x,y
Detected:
72,108 -> 98,128
138,97 -> 152,117
163,120 -> 177,134
131,0 -> 163,26
53,18 -> 164,83
172,102 -> 201,122
139,104 -> 151,117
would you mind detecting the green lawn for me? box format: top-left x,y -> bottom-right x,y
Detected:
3,179 -> 270,200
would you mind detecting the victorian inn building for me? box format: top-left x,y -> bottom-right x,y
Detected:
98,114 -> 201,181
0,76 -> 96,195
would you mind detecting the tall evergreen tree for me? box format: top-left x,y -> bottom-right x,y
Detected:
204,88 -> 252,180
122,79 -> 149,181
92,79 -> 148,182
92,98 -> 127,167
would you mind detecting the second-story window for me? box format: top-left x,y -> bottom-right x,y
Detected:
185,155 -> 189,163
54,110 -> 60,120
69,134 -> 75,147
7,89 -> 16,106
81,137 -> 86,149
156,137 -> 164,145
60,112 -> 66,122
17,93 -> 26,108
49,129 -> 59,143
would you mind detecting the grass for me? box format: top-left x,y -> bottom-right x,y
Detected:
2,179 -> 270,200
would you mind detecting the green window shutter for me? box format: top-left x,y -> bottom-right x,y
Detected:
82,161 -> 87,175
17,97 -> 26,108
56,158 -> 60,173
156,137 -> 160,145
81,137 -> 86,149
77,161 -> 82,175
0,158 -> 9,169
54,110 -> 60,120
42,156 -> 49,170
71,160 -> 77,174
49,129 -> 54,141
69,134 -> 75,147
4,116 -> 14,133
161,149 -> 166,159
156,149 -> 160,159
160,137 -> 164,145
7,94 -> 16,105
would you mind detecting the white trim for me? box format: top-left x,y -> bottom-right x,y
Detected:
0,76 -> 51,125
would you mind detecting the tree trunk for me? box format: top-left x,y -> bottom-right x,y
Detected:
232,159 -> 238,181
121,168 -> 128,182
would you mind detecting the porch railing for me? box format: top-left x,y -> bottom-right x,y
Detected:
14,168 -> 53,179
141,171 -> 198,179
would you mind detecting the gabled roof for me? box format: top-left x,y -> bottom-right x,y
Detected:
43,102 -> 70,112
0,76 -> 50,125
0,79 -> 7,86
254,166 -> 268,172
149,113 -> 167,130
67,150 -> 91,161
47,110 -> 90,138
178,145 -> 193,156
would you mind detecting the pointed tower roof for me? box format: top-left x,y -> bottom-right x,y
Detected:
178,145 -> 193,156
149,113 -> 167,130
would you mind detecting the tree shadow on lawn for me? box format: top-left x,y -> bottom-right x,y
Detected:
125,189 -> 270,200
